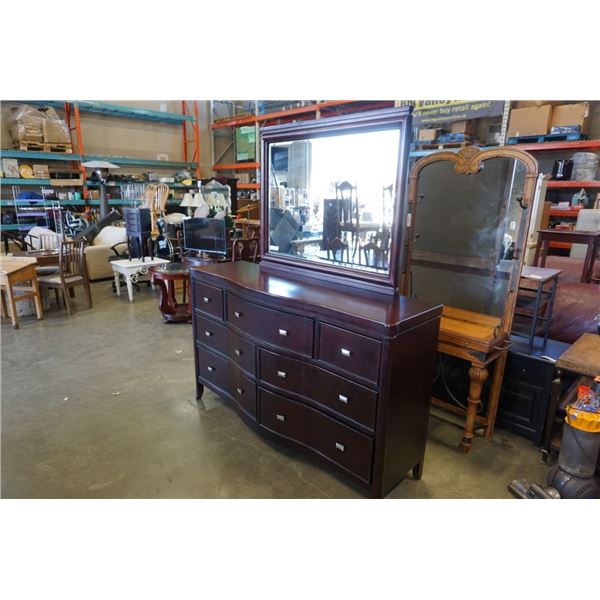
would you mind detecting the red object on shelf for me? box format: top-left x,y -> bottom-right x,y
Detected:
237,183 -> 260,190
512,139 -> 600,152
549,207 -> 582,217
547,180 -> 600,188
213,162 -> 260,171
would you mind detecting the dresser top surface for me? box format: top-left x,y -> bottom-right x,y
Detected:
191,261 -> 441,332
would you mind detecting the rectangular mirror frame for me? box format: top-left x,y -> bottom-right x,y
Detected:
260,107 -> 412,292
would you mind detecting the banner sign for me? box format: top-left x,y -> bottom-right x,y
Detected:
398,100 -> 506,125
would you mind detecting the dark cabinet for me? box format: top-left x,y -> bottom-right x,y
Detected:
191,261 -> 441,498
497,337 -> 570,445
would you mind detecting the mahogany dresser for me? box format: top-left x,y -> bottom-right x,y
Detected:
191,261 -> 442,498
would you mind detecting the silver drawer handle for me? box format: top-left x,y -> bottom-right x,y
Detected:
234,311 -> 242,318
234,348 -> 242,356
277,370 -> 287,379
207,366 -> 215,372
338,394 -> 348,404
203,297 -> 211,303
276,414 -> 285,422
236,387 -> 244,395
204,331 -> 213,337
341,348 -> 352,357
278,329 -> 288,337
335,442 -> 345,452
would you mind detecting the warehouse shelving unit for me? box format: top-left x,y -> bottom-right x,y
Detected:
209,100 -> 396,239
1,101 -> 201,233
511,139 -> 600,251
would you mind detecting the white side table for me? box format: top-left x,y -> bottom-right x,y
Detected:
111,258 -> 170,302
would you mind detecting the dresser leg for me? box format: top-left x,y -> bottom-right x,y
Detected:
412,461 -> 423,480
460,365 -> 489,453
196,383 -> 204,400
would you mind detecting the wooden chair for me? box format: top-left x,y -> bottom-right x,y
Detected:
326,237 -> 350,263
37,240 -> 92,315
336,181 -> 360,258
232,238 -> 260,263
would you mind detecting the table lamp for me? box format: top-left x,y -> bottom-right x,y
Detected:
180,192 -> 194,217
192,192 -> 209,218
81,160 -> 121,218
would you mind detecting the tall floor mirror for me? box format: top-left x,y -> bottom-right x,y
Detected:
401,146 -> 538,452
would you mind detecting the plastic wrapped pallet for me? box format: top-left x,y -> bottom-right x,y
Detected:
5,104 -> 45,143
40,106 -> 70,144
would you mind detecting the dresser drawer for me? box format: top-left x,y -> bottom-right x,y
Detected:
194,313 -> 229,356
259,349 -> 305,396
193,281 -> 224,320
259,349 -> 378,430
196,345 -> 256,419
226,292 -> 314,357
259,388 -> 374,482
229,368 -> 257,419
195,313 -> 256,374
304,365 -> 378,430
318,323 -> 382,385
196,345 -> 231,394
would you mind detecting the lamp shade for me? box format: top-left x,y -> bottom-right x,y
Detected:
191,192 -> 206,208
180,193 -> 194,207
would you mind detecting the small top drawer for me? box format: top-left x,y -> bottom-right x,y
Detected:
226,292 -> 314,357
318,323 -> 382,385
193,281 -> 224,320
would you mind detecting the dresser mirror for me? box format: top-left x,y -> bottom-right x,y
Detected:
260,108 -> 412,290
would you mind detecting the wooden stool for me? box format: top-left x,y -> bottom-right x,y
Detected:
0,256 -> 43,329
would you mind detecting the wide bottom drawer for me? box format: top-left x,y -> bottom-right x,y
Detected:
258,388 -> 374,483
196,345 -> 256,419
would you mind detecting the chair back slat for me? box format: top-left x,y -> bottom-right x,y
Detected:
59,240 -> 85,278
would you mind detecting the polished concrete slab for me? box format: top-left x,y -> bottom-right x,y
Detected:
1,280 -> 549,498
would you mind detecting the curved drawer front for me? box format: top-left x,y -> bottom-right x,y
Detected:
194,313 -> 256,374
259,388 -> 373,483
259,349 -> 377,430
318,323 -> 382,385
226,292 -> 314,357
192,281 -> 224,320
196,345 -> 256,418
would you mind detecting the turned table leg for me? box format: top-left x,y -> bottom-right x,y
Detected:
460,364 -> 489,453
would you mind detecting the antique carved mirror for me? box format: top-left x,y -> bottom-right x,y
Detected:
400,146 -> 539,452
402,146 -> 538,335
260,107 -> 412,291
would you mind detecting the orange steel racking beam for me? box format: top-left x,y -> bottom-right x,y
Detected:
213,162 -> 260,171
182,101 -> 201,178
64,102 -> 89,200
211,100 -> 359,129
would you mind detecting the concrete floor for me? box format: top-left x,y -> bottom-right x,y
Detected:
1,280 -> 550,499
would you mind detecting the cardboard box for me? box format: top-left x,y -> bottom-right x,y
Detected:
551,102 -> 591,136
450,120 -> 478,136
507,105 -> 553,138
418,128 -> 441,142
512,100 -> 563,109
33,164 -> 50,178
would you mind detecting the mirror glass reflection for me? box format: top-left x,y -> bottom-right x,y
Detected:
267,128 -> 401,274
409,157 -> 527,318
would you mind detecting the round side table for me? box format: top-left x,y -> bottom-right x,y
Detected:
149,263 -> 191,323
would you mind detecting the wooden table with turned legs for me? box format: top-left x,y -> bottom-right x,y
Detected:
149,263 -> 191,323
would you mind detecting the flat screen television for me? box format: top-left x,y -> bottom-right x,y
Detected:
183,218 -> 227,255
